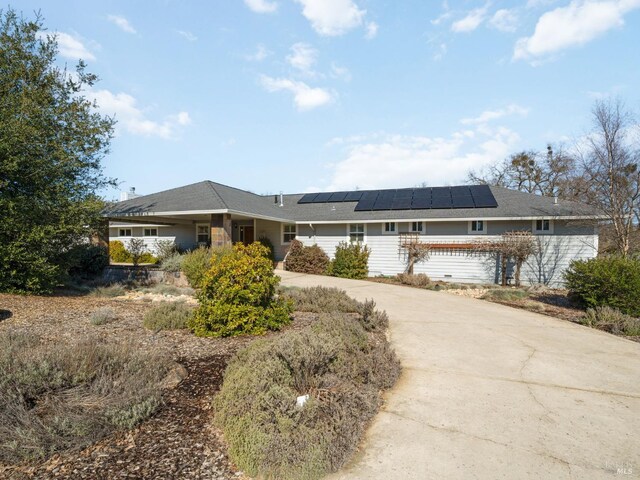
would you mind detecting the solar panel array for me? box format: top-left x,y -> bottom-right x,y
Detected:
297,185 -> 498,211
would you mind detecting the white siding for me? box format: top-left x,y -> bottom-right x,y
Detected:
255,219 -> 288,261
298,221 -> 598,286
109,224 -> 197,254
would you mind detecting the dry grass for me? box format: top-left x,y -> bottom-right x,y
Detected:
89,306 -> 117,325
90,283 -> 126,298
0,330 -> 173,464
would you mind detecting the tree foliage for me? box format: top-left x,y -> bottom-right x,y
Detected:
0,9 -> 115,292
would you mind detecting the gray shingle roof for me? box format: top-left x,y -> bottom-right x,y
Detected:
105,181 -> 603,222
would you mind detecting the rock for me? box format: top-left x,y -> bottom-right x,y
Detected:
161,364 -> 188,389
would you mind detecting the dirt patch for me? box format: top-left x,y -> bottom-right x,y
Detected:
0,292 -> 318,479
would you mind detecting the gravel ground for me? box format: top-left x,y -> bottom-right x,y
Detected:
0,292 -> 315,479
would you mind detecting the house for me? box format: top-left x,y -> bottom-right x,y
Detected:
104,180 -> 604,286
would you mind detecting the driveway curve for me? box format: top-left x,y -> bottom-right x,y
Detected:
278,271 -> 640,480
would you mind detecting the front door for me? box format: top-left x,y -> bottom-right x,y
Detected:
243,226 -> 255,245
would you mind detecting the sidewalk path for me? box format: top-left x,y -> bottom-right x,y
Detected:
278,271 -> 640,479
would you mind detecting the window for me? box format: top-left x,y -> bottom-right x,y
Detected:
196,224 -> 209,244
118,228 -> 132,237
349,223 -> 365,243
143,228 -> 158,237
282,224 -> 297,244
410,221 -> 423,233
468,220 -> 486,234
534,219 -> 552,233
383,222 -> 396,234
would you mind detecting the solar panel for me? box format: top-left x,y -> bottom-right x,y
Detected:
411,196 -> 432,209
312,192 -> 332,202
451,185 -> 471,196
354,191 -> 379,211
432,195 -> 452,208
473,195 -> 498,208
395,188 -> 413,198
451,195 -> 475,208
298,193 -> 318,203
469,184 -> 492,197
344,191 -> 364,202
432,187 -> 450,197
413,188 -> 431,198
328,191 -> 349,202
372,190 -> 396,210
392,196 -> 412,210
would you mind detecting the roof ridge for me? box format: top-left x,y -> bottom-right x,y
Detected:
206,181 -> 229,209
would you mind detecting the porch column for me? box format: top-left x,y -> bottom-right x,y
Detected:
210,213 -> 232,247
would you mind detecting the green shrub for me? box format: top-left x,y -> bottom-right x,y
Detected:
127,238 -> 147,266
329,242 -> 370,279
214,310 -> 400,480
481,288 -> 530,302
257,235 -> 276,262
91,283 -> 126,297
0,331 -> 172,463
285,240 -> 330,275
396,273 -> 431,287
153,239 -> 178,261
189,243 -> 292,337
90,306 -> 117,325
66,244 -> 109,279
109,240 -> 132,263
143,302 -> 194,331
181,246 -> 231,288
564,256 -> 640,316
138,252 -> 158,264
160,253 -> 183,273
581,306 -> 640,336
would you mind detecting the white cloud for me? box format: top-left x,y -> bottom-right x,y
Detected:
92,89 -> 191,139
259,75 -> 334,111
294,0 -> 367,36
49,32 -> 96,61
461,104 -> 529,125
287,43 -> 318,74
514,0 -> 640,61
244,0 -> 278,13
322,126 -> 521,190
431,0 -> 452,25
433,42 -> 448,61
330,63 -> 352,81
245,44 -> 272,61
175,30 -> 197,42
365,21 -> 379,39
451,5 -> 489,33
107,14 -> 137,34
490,9 -> 519,32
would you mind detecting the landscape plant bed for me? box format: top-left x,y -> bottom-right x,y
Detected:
0,292 -> 318,479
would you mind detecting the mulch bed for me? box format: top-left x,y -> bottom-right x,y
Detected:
0,292 -> 317,479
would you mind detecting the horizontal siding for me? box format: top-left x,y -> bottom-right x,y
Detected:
299,222 -> 598,286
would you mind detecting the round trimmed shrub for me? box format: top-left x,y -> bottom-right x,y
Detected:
189,243 -> 292,337
564,256 -> 640,316
285,240 -> 330,275
109,240 -> 132,263
329,242 -> 370,279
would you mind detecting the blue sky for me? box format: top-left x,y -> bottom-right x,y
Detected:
15,0 -> 640,199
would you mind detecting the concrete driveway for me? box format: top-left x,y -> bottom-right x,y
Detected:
278,271 -> 640,479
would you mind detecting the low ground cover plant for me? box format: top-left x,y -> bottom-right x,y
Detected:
90,306 -> 117,325
0,331 -> 172,464
214,289 -> 399,480
190,243 -> 292,337
481,288 -> 530,302
564,256 -> 640,316
396,273 -> 431,288
281,286 -> 361,313
90,283 -> 126,298
143,302 -> 194,331
285,240 -> 330,275
328,242 -> 370,279
581,306 -> 640,336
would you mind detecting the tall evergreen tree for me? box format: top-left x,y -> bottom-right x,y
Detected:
0,9 -> 115,293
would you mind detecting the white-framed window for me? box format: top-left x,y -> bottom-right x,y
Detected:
196,224 -> 210,244
468,220 -> 486,234
143,228 -> 158,237
118,228 -> 132,237
348,223 -> 365,243
383,222 -> 397,234
282,224 -> 297,244
410,221 -> 424,233
533,219 -> 553,234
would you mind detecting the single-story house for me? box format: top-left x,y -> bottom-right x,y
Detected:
104,181 -> 604,286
